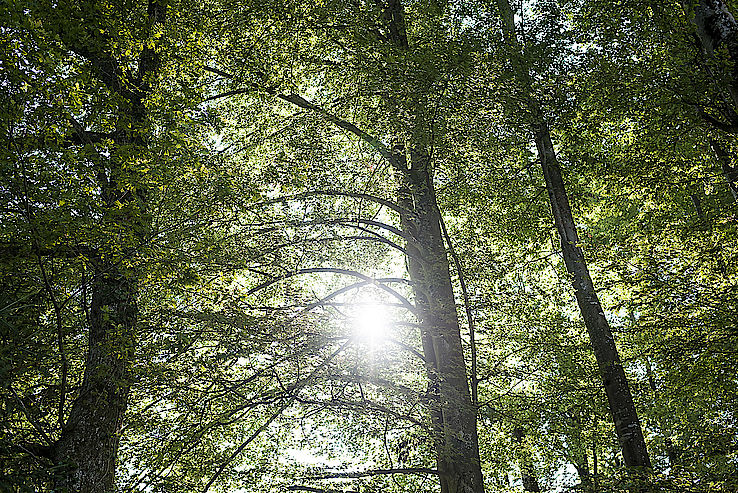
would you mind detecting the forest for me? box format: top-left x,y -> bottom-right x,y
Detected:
1,0 -> 737,492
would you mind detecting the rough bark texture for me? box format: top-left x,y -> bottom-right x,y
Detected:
533,122 -> 650,469
493,0 -> 651,470
44,1 -> 165,489
51,267 -> 138,492
396,151 -> 485,493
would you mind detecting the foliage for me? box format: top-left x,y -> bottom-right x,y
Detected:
1,0 -> 737,492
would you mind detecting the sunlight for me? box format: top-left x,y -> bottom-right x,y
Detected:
351,301 -> 390,344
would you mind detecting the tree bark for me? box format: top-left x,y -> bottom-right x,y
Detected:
533,122 -> 651,469
693,0 -> 738,111
373,2 -> 484,491
51,265 -> 138,492
44,1 -> 166,489
395,151 -> 485,493
493,0 -> 651,470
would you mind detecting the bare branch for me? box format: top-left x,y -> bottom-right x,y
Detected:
248,267 -> 416,314
309,468 -> 439,479
202,338 -> 355,492
287,487 -> 358,493
200,66 -> 406,171
252,190 -> 409,217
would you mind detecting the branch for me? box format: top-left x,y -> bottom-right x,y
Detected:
244,217 -> 410,242
294,396 -> 426,428
287,487 -> 358,493
202,338 -> 355,492
274,92 -> 400,167
696,106 -> 738,133
248,267 -> 417,314
201,66 -> 406,171
299,277 -> 414,314
252,190 -> 409,217
309,468 -> 438,479
241,234 -> 408,264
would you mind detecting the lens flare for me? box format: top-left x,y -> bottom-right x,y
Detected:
352,302 -> 389,344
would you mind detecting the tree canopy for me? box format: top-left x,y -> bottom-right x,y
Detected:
1,0 -> 737,492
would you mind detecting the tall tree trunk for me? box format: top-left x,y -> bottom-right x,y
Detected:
493,0 -> 651,470
533,122 -> 651,469
372,1 -> 484,490
51,264 -> 138,492
45,1 -> 165,489
396,151 -> 485,493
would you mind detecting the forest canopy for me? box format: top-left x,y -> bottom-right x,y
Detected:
1,0 -> 737,492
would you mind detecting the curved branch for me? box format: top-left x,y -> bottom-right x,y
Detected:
202,338 -> 355,492
249,268 -> 416,314
309,468 -> 439,479
243,217 -> 409,242
201,65 -> 406,171
251,190 -> 409,216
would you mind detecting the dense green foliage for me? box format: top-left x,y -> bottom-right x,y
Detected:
1,0 -> 737,492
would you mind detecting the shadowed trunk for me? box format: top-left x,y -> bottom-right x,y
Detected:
693,0 -> 738,110
396,150 -> 485,493
44,1 -> 165,489
533,122 -> 651,469
51,264 -> 138,492
493,0 -> 651,471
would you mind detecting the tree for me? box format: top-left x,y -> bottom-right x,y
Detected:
204,1 -> 486,490
482,0 -> 652,471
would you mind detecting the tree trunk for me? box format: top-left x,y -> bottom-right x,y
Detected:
533,122 -> 651,469
51,265 -> 138,492
493,0 -> 651,470
45,2 -> 165,489
570,416 -> 593,492
396,150 -> 485,493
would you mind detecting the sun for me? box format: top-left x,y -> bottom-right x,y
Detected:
352,301 -> 390,344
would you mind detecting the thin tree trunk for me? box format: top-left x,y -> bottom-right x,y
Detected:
493,0 -> 651,470
644,356 -> 680,467
593,433 -> 598,492
534,122 -> 651,469
570,415 -> 593,492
